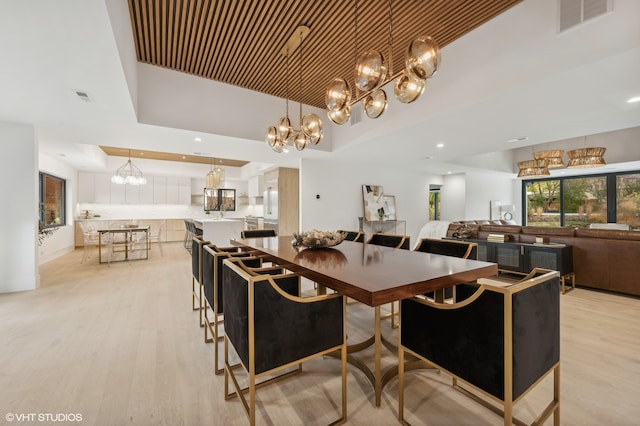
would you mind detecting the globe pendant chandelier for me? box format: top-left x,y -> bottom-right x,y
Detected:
265,26 -> 323,153
325,0 -> 441,124
205,158 -> 225,189
111,149 -> 147,185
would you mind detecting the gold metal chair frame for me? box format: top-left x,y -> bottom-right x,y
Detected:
191,236 -> 210,327
398,269 -> 561,426
202,248 -> 264,374
222,260 -> 347,426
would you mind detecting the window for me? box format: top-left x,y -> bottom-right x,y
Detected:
562,176 -> 607,226
522,170 -> 640,229
40,172 -> 66,227
616,173 -> 640,227
525,180 -> 561,227
204,188 -> 236,211
429,185 -> 441,221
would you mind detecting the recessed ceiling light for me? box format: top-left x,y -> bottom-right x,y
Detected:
436,143 -> 445,148
447,171 -> 452,174
194,137 -> 202,142
627,96 -> 640,103
507,137 -> 528,143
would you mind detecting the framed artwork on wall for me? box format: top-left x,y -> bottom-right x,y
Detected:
362,185 -> 385,220
383,195 -> 397,220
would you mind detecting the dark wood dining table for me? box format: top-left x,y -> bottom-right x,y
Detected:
230,235 -> 498,405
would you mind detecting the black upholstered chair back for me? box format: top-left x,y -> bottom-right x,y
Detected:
191,236 -> 209,281
414,238 -> 478,259
367,233 -> 410,249
338,230 -> 365,242
240,229 -> 277,239
202,246 -> 260,314
223,260 -> 344,375
401,269 -> 560,401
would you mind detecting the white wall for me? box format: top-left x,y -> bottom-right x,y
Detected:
440,174 -> 467,221
38,152 -> 78,264
440,172 -> 519,223
299,159 -> 443,244
0,122 -> 38,292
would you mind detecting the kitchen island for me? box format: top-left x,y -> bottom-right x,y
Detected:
193,218 -> 244,246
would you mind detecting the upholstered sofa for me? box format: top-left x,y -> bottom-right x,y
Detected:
446,221 -> 640,296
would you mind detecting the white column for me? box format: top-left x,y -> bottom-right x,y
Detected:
0,121 -> 38,293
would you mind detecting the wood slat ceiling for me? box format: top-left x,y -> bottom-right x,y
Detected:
101,146 -> 248,167
128,0 -> 522,109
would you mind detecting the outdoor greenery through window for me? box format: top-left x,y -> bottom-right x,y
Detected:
40,172 -> 66,228
523,171 -> 640,229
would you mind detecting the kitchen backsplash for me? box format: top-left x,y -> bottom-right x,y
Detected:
76,203 -> 256,220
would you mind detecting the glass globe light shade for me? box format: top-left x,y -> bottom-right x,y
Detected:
265,126 -> 278,147
406,36 -> 441,80
327,104 -> 351,125
270,138 -> 286,153
292,131 -> 309,151
277,116 -> 292,140
302,113 -> 322,144
355,50 -> 387,91
111,175 -> 124,184
325,78 -> 351,111
394,70 -> 426,103
364,89 -> 388,119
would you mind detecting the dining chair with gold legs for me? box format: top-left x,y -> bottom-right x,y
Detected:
222,258 -> 347,426
191,235 -> 210,327
338,230 -> 365,242
413,238 -> 478,302
398,269 -> 561,426
202,246 -> 262,374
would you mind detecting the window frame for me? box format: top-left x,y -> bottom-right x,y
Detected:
39,172 -> 66,229
521,170 -> 639,227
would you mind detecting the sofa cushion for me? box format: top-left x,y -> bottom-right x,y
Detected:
479,224 -> 523,234
521,226 -> 576,237
575,228 -> 640,241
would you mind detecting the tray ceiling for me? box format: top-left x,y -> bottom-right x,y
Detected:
100,146 -> 248,167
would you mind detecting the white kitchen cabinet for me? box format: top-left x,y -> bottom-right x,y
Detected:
95,173 -> 111,204
110,179 -> 125,204
166,177 -> 179,204
179,177 -> 191,204
154,176 -> 167,204
125,183 -> 140,204
248,175 -> 264,197
139,176 -> 154,204
78,172 -> 95,203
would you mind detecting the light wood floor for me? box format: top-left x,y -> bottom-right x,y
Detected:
1,242 -> 639,425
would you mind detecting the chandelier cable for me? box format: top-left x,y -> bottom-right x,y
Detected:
387,0 -> 393,75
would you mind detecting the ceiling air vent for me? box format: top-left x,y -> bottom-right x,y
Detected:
559,0 -> 611,33
74,90 -> 93,103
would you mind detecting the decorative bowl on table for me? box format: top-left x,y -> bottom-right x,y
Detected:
291,230 -> 346,249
